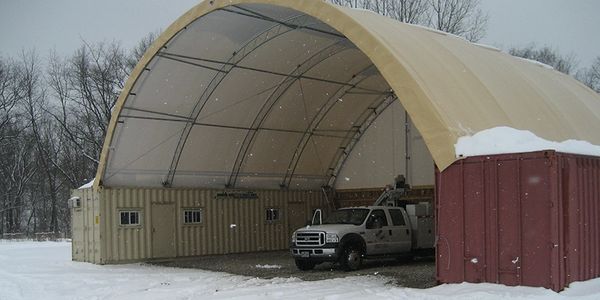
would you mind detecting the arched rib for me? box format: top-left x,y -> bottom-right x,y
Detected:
226,39 -> 351,188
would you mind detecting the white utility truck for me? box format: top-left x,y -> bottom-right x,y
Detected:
290,178 -> 434,271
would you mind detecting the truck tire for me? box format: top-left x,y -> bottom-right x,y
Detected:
341,245 -> 363,271
295,259 -> 316,271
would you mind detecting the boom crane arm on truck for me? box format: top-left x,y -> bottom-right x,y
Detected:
373,174 -> 411,207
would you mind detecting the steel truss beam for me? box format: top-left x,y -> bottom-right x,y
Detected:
325,94 -> 398,187
119,109 -> 353,139
223,5 -> 346,39
226,40 -> 352,188
156,52 -> 386,94
280,65 -> 388,188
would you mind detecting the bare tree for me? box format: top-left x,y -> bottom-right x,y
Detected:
576,56 -> 600,93
330,0 -> 429,24
388,0 -> 429,23
0,34 -> 177,237
428,0 -> 489,42
18,50 -> 61,233
0,58 -> 22,144
330,0 -> 488,41
509,45 -> 578,75
0,121 -> 37,235
0,52 -> 43,235
46,41 -> 128,171
127,31 -> 159,71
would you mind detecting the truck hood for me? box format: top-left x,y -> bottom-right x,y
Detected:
295,224 -> 361,236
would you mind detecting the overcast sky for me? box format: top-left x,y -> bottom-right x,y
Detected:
1,0 -> 599,67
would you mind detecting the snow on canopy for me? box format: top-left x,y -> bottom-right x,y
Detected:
455,127 -> 600,158
95,0 -> 600,190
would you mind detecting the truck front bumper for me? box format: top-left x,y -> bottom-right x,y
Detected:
290,244 -> 339,262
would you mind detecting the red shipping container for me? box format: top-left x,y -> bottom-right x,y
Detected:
435,150 -> 600,291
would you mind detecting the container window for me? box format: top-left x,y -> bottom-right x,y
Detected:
183,209 -> 203,224
119,211 -> 141,226
266,208 -> 280,222
389,209 -> 406,226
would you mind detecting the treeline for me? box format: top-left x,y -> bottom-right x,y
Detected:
331,0 -> 489,41
0,34 -> 156,237
509,46 -> 600,93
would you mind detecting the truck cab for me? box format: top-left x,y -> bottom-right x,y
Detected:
290,205 -> 433,271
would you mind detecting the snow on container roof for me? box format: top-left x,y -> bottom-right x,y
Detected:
455,126 -> 600,158
95,0 -> 600,189
78,179 -> 94,190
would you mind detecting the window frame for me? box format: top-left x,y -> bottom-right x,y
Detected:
265,208 -> 281,223
182,208 -> 203,225
388,209 -> 407,226
367,209 -> 389,228
118,209 -> 142,227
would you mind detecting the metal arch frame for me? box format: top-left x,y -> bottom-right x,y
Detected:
325,93 -> 398,187
118,115 -> 357,138
161,12 -> 322,187
280,65 -> 382,188
224,5 -> 346,39
155,52 -> 385,93
225,39 -> 352,188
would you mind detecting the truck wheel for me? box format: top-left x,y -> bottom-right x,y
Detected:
295,259 -> 316,271
341,246 -> 363,271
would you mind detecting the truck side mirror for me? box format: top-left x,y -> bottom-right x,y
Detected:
311,209 -> 322,225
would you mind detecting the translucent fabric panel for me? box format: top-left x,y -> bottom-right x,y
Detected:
103,118 -> 184,186
195,68 -> 282,128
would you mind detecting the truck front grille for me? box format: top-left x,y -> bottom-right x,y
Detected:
295,231 -> 325,247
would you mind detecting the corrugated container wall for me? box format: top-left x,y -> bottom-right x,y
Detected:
436,151 -> 600,291
71,187 -> 327,264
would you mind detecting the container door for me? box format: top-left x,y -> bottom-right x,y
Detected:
497,160 -> 522,285
152,203 -> 176,258
71,206 -> 84,261
463,163 -> 486,283
519,159 -> 552,288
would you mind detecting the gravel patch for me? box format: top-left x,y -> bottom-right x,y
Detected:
152,250 -> 437,289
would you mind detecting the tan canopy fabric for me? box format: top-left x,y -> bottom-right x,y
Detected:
95,0 -> 600,189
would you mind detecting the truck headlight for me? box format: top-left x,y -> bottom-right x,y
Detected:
291,232 -> 297,243
326,233 -> 339,243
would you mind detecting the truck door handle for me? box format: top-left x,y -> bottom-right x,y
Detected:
405,229 -> 409,235
389,230 -> 392,235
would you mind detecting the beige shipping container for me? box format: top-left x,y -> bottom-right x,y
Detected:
71,187 -> 328,264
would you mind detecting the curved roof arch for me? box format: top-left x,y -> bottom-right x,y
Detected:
95,0 -> 600,189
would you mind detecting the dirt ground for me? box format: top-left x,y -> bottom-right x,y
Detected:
152,250 -> 437,288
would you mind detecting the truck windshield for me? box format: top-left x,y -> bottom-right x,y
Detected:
323,209 -> 369,225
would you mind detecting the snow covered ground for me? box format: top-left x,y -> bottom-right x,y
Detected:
1,241 -> 599,300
